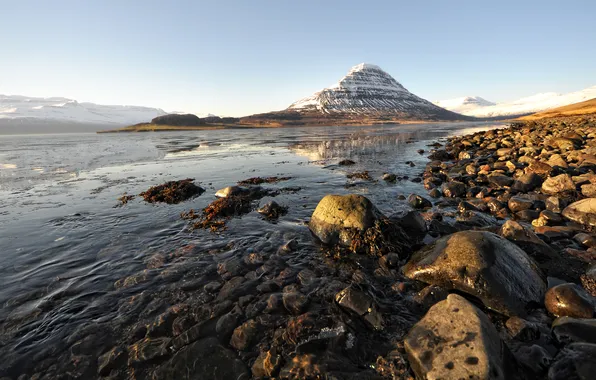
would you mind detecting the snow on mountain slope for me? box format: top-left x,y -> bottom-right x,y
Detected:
288,63 -> 466,120
436,86 -> 596,118
434,96 -> 496,115
0,95 -> 167,125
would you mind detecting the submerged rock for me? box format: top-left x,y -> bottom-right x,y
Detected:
153,337 -> 249,380
404,294 -> 508,380
335,286 -> 383,330
257,201 -> 288,220
403,230 -> 546,316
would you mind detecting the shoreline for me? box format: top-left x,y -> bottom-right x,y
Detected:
96,119 -> 497,134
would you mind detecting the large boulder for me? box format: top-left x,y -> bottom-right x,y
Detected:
404,294 -> 508,380
563,198 -> 596,226
403,231 -> 546,316
308,194 -> 383,246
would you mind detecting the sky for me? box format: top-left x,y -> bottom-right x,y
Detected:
0,0 -> 595,116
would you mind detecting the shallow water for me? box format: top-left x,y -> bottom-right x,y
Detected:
0,122 -> 504,376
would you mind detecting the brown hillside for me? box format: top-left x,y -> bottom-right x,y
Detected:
519,97 -> 596,120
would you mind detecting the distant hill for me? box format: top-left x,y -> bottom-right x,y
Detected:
518,97 -> 596,120
436,86 -> 596,118
0,94 -> 167,126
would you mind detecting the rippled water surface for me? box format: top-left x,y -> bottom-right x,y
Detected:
0,122 -> 504,377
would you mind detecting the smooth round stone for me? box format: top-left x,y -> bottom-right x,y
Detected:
545,283 -> 595,319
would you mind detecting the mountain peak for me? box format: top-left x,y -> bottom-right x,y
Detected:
287,63 -> 464,121
349,63 -> 383,72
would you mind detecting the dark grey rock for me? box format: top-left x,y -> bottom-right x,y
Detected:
403,231 -> 546,316
548,343 -> 596,380
552,317 -> 596,344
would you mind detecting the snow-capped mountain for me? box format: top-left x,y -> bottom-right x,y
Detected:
434,96 -> 496,115
436,86 -> 596,118
288,63 -> 466,120
0,95 -> 167,125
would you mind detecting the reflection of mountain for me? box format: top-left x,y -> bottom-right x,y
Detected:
288,129 -> 438,162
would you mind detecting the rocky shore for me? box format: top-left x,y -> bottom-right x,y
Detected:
4,115 -> 596,380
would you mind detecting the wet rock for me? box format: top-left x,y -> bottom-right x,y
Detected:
257,201 -> 288,220
403,230 -> 546,316
216,305 -> 243,341
335,287 -> 383,330
542,174 -> 576,194
404,294 -> 508,380
215,185 -> 250,198
97,346 -> 127,376
488,174 -> 514,188
392,210 -> 427,242
546,196 -> 564,213
204,280 -> 223,293
338,159 -> 356,166
230,319 -> 259,351
282,292 -> 310,315
499,220 -> 557,264
153,337 -> 249,380
127,337 -> 171,365
428,149 -> 452,161
552,317 -> 596,344
513,344 -> 552,376
574,233 -> 596,248
407,194 -> 432,209
428,188 -> 442,198
382,173 -> 397,182
548,343 -> 596,380
508,196 -> 535,213
279,238 -> 298,253
525,161 -> 553,178
505,316 -> 541,341
540,209 -> 563,224
545,283 -> 595,318
252,349 -> 282,378
412,285 -> 449,309
308,194 -> 382,246
581,265 -> 596,297
442,181 -> 466,198
512,172 -> 543,192
563,198 -> 596,226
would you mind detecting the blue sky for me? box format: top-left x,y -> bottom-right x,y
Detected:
1,0 -> 595,116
